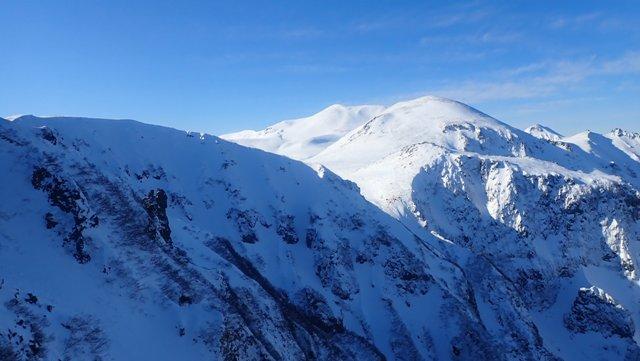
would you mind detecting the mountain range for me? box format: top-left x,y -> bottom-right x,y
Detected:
1,96 -> 639,360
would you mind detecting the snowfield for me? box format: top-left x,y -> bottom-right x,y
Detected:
1,96 -> 640,360
222,104 -> 385,160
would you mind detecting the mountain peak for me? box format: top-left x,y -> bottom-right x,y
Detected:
525,124 -> 563,141
314,103 -> 385,120
221,103 -> 384,160
310,95 -> 519,174
320,103 -> 349,112
610,128 -> 640,139
5,114 -> 37,121
385,95 -> 481,114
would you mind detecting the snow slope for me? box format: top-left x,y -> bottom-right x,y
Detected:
1,115 -> 566,360
2,99 -> 640,360
227,95 -> 640,360
310,96 -> 527,174
221,104 -> 385,160
525,124 -> 563,141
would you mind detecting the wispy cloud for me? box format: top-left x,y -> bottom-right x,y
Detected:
351,2 -> 493,34
220,25 -> 325,41
352,18 -> 401,33
278,27 -> 325,39
511,96 -> 606,115
428,5 -> 492,29
497,62 -> 548,77
278,64 -> 347,74
549,12 -> 601,29
600,52 -> 640,74
420,30 -> 521,46
429,52 -> 640,103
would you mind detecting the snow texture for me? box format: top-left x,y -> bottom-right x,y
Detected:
225,95 -> 640,360
221,104 -> 385,160
2,96 -> 640,360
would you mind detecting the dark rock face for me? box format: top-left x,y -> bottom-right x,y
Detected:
292,288 -> 339,327
226,208 -> 260,244
178,294 -> 193,306
39,127 -> 58,145
142,189 -> 172,246
31,167 -> 81,214
206,237 -> 383,360
277,215 -> 298,244
31,166 -> 92,264
44,212 -> 57,229
564,286 -> 635,338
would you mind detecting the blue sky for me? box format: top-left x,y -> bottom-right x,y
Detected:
1,0 -> 638,135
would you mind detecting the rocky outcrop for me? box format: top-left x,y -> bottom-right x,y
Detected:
564,286 -> 635,338
142,189 -> 172,246
31,166 -> 95,263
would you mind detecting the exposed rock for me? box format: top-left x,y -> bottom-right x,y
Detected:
142,189 -> 172,246
31,166 -> 92,264
564,286 -> 635,338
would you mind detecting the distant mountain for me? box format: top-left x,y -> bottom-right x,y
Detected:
310,96 -> 525,174
226,95 -> 640,360
221,104 -> 385,160
525,124 -> 563,141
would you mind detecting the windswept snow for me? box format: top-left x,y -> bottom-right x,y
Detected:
221,104 -> 385,160
309,96 -> 523,174
525,124 -> 563,141
3,114 -> 28,121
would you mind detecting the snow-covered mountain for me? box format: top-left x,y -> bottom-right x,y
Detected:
225,95 -> 640,360
310,96 -> 529,174
0,114 -> 574,360
525,124 -> 563,141
221,104 -> 385,160
2,98 -> 639,360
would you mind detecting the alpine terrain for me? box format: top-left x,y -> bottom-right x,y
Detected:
1,96 -> 639,360
228,96 -> 640,360
222,104 -> 385,160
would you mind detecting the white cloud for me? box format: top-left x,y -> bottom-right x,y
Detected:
549,12 -> 601,29
278,64 -> 347,74
429,7 -> 491,28
600,52 -> 640,74
429,52 -> 640,103
420,30 -> 521,46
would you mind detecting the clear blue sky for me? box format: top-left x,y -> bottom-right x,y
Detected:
1,0 -> 638,135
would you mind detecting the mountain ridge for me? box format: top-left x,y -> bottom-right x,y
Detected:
221,103 -> 385,160
1,114 -> 558,360
223,95 -> 640,360
3,98 -> 640,360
